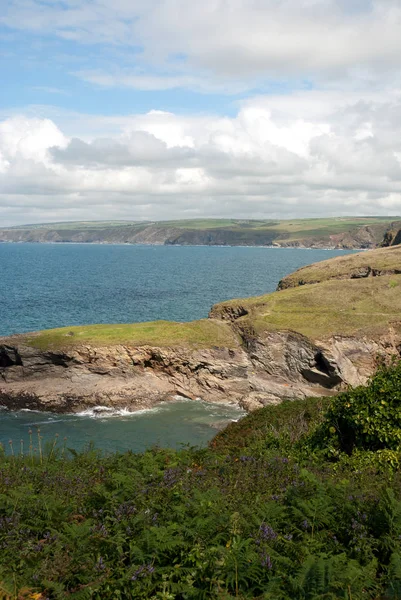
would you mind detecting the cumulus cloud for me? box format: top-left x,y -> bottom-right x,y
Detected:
1,89 -> 401,225
2,0 -> 401,224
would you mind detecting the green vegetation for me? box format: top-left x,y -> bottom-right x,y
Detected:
6,221 -> 149,230
279,245 -> 401,289
307,359 -> 401,462
21,319 -> 238,351
2,364 -> 401,598
212,273 -> 401,339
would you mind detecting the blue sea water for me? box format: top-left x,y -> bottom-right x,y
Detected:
0,243 -> 355,452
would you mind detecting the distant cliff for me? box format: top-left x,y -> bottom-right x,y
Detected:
380,220 -> 401,247
0,217 -> 395,248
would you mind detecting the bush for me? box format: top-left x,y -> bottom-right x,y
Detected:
307,361 -> 401,460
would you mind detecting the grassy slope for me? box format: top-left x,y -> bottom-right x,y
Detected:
20,319 -> 239,351
6,221 -> 148,230
279,244 -> 401,288
212,274 -> 401,340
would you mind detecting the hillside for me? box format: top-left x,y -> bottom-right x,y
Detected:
1,244 -> 401,413
277,244 -> 401,289
0,216 -> 396,248
2,363 -> 401,599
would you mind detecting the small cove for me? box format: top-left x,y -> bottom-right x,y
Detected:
0,399 -> 245,455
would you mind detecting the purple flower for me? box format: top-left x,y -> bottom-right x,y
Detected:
131,564 -> 154,581
95,557 -> 106,572
301,519 -> 308,530
259,523 -> 277,541
261,553 -> 273,569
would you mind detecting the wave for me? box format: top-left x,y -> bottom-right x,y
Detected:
74,405 -> 163,419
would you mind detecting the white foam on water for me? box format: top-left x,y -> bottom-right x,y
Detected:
74,405 -> 163,419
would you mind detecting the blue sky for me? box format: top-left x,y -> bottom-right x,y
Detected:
0,19 -> 310,117
1,0 -> 401,225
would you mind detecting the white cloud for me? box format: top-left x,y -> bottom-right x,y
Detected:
1,89 -> 401,225
3,0 -> 401,93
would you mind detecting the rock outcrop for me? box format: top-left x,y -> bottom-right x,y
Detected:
380,221 -> 401,247
1,327 -> 399,413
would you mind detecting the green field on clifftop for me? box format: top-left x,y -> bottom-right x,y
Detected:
21,319 -> 239,350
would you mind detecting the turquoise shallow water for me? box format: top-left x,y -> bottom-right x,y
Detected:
0,400 -> 245,455
0,243 -> 355,452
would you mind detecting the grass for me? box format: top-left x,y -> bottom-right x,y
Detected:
279,244 -> 401,288
5,221 -> 149,230
21,276 -> 401,351
213,274 -> 401,340
3,216 -> 397,236
20,319 -> 239,351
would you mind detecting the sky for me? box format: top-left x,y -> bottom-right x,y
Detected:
1,0 -> 401,225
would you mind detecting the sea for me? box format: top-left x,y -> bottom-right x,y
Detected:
0,243 -> 356,454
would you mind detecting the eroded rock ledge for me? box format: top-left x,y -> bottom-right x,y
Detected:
1,328 -> 399,414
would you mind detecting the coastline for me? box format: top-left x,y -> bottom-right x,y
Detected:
0,240 -> 359,250
2,244 -> 401,415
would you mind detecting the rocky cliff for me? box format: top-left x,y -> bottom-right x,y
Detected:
1,328 -> 394,414
380,220 -> 401,247
1,245 -> 401,414
0,217 -> 394,248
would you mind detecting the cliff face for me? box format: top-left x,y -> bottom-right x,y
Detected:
1,244 -> 401,414
0,219 -> 393,248
380,221 -> 401,247
0,330 -> 396,413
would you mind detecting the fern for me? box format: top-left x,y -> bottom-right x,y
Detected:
385,552 -> 401,599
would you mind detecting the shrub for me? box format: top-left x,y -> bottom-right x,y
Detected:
306,361 -> 401,460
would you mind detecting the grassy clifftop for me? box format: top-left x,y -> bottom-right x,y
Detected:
211,244 -> 401,341
278,244 -> 401,289
16,319 -> 239,351
211,275 -> 401,340
9,244 -> 401,350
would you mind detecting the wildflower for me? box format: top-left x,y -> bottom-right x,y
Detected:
131,564 -> 154,580
259,523 -> 277,541
95,556 -> 106,572
261,553 -> 273,569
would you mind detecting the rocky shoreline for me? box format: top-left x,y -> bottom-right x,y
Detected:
1,325 -> 398,415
